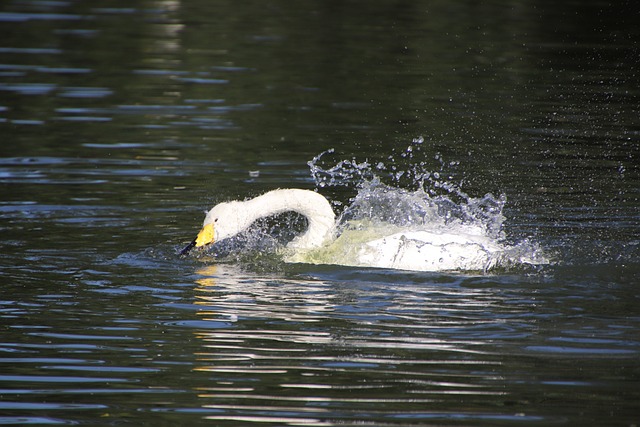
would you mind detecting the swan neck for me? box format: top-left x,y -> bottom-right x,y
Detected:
245,189 -> 334,249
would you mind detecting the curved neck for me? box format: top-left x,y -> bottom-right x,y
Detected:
245,189 -> 335,249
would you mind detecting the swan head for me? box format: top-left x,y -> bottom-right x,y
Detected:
180,201 -> 250,255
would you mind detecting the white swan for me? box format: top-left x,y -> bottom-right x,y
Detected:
181,188 -> 510,272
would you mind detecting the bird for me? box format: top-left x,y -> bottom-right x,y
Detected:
180,188 -> 508,272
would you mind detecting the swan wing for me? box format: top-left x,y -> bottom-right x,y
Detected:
357,231 -> 503,272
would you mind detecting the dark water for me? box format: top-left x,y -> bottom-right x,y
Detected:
1,0 -> 639,425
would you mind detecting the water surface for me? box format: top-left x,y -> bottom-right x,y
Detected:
1,0 -> 639,425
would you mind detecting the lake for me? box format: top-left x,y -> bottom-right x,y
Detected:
1,0 -> 639,425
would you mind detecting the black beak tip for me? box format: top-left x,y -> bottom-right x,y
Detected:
179,239 -> 197,256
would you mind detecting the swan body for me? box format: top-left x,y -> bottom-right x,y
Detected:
355,230 -> 503,271
182,188 -> 507,272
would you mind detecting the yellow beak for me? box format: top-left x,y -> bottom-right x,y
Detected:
195,223 -> 215,247
180,223 -> 215,255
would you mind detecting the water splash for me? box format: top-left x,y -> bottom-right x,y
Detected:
301,137 -> 549,272
310,137 -> 460,193
308,136 -> 506,237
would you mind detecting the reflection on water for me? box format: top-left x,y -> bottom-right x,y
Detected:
1,0 -> 639,425
184,265 -> 640,425
191,265 -> 506,424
